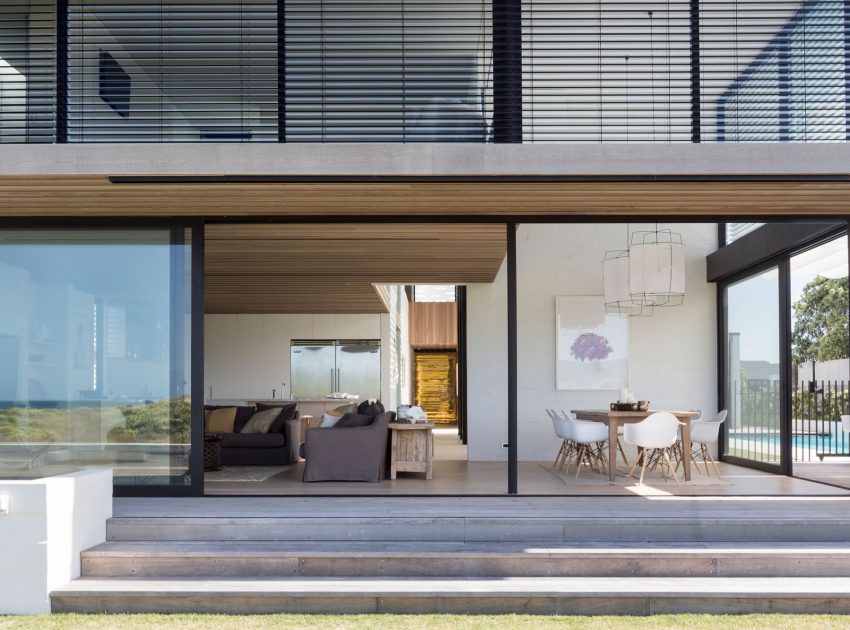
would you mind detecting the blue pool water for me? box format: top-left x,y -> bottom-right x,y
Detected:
735,431 -> 849,455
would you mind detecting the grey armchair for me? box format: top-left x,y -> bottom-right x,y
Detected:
302,411 -> 395,482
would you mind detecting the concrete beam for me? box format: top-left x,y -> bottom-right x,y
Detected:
4,143 -> 850,176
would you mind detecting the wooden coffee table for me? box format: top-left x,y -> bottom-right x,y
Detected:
388,422 -> 434,480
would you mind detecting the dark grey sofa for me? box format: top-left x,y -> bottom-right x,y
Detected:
302,411 -> 395,482
206,404 -> 301,466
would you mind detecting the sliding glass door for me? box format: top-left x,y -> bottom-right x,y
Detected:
0,228 -> 195,490
723,267 -> 783,470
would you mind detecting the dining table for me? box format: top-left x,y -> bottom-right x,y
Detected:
571,409 -> 702,482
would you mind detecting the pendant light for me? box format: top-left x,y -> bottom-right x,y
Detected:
603,224 -> 686,317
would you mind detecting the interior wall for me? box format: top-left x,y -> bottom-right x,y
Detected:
466,223 -> 718,462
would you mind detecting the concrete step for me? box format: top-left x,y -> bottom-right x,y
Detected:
50,576 -> 850,615
105,515 -> 850,543
82,540 -> 850,578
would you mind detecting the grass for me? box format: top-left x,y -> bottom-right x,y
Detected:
1,615 -> 849,630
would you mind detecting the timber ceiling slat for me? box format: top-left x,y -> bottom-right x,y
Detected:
204,223 -> 506,314
3,176 -> 850,216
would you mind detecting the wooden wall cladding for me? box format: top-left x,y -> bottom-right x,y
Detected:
409,302 -> 458,349
4,176 -> 850,216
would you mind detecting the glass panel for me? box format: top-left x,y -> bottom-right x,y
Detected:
67,0 -> 278,142
0,1 -> 56,143
724,267 -> 781,466
413,285 -> 456,302
0,229 -> 192,486
790,236 -> 850,488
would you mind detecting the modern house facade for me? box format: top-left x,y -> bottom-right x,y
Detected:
0,0 -> 850,496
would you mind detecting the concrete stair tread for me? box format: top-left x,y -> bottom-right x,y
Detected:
85,540 -> 850,558
53,576 -> 850,597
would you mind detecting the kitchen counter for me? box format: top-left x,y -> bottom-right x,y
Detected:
206,398 -> 360,406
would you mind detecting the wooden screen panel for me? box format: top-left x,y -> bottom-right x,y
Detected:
413,351 -> 458,423
409,302 -> 458,349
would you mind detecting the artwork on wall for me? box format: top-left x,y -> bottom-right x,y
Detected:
555,295 -> 629,390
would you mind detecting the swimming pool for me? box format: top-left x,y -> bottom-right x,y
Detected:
731,431 -> 850,455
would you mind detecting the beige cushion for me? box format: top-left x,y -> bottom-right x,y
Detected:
205,407 -> 237,433
240,408 -> 282,434
320,403 -> 358,428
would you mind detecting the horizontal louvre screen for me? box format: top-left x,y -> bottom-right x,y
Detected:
700,0 -> 846,142
726,222 -> 764,243
68,1 -> 278,142
284,0 -> 493,142
522,1 -> 693,142
0,1 -> 56,143
523,0 -> 848,143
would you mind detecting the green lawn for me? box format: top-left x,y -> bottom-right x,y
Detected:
1,615 -> 849,630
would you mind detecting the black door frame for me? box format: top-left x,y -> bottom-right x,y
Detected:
716,223 -> 850,477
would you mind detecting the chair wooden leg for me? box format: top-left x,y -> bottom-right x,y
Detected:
638,451 -> 649,486
663,449 -> 680,484
552,442 -> 564,469
705,446 -> 721,478
627,450 -> 642,479
617,439 -> 629,467
575,444 -> 586,479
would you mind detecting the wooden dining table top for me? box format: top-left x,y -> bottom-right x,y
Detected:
571,409 -> 701,423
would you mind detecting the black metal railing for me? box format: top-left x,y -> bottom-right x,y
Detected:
726,378 -> 850,465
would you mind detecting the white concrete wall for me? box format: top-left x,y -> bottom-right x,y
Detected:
0,469 -> 112,614
466,223 -> 718,462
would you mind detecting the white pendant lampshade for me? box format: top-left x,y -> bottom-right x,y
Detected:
602,225 -> 686,317
628,227 -> 686,307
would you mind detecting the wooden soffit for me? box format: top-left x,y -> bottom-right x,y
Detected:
4,175 -> 850,217
205,223 -> 506,314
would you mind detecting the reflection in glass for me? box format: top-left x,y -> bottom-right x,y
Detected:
790,236 -> 850,482
724,267 -> 781,465
0,230 -> 192,485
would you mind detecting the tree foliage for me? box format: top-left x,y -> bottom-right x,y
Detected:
791,275 -> 849,367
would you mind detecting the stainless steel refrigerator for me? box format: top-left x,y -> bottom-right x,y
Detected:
290,340 -> 381,400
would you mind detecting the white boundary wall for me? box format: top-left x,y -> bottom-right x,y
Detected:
0,469 -> 112,614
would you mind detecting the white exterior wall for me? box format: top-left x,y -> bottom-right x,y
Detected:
467,223 -> 718,462
0,469 -> 112,614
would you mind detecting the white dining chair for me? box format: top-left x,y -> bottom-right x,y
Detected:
563,413 -> 609,478
623,411 -> 683,485
681,410 -> 727,477
546,409 -> 574,471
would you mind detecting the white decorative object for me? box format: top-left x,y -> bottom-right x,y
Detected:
556,296 -> 629,391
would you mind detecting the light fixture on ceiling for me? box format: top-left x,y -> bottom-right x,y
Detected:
603,224 -> 686,317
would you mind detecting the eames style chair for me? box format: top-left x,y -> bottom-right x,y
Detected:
562,412 -> 609,478
546,409 -> 575,472
623,411 -> 683,485
681,410 -> 727,477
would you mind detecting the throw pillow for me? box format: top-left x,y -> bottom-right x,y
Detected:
319,402 -> 358,427
240,408 -> 282,434
205,407 -> 237,433
357,399 -> 385,417
334,412 -> 374,428
265,403 -> 298,434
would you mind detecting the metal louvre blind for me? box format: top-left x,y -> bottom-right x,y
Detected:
284,0 -> 493,142
0,1 -> 56,143
521,1 -> 693,142
68,0 -> 278,142
699,0 -> 846,142
725,222 -> 764,243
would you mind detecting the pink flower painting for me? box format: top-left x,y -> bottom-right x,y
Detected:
569,332 -> 613,362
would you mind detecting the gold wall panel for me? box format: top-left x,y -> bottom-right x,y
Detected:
413,351 -> 458,423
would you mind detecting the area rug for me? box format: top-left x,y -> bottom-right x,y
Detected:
205,466 -> 292,482
539,463 -> 732,487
